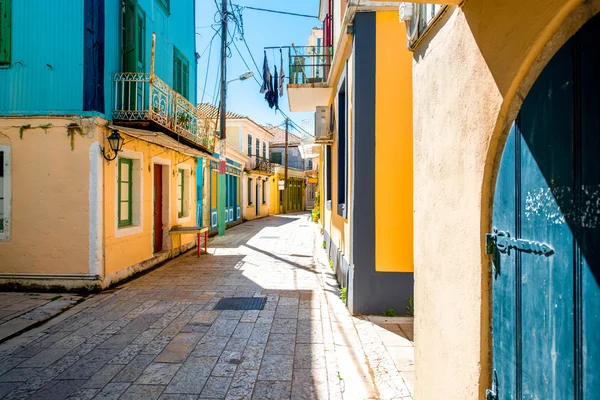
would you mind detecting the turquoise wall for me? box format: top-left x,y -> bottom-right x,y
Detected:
0,0 -> 197,116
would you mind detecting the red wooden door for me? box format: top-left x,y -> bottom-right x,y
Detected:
153,164 -> 163,253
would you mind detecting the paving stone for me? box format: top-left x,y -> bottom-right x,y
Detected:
52,335 -> 88,350
264,334 -> 296,356
57,347 -> 121,380
90,382 -> 131,400
270,319 -> 297,334
238,345 -> 265,371
159,395 -> 199,400
205,319 -> 238,338
135,363 -> 181,385
0,368 -> 42,382
142,333 -> 177,355
211,351 -> 242,377
199,376 -> 231,398
293,343 -> 326,369
189,311 -> 219,325
291,368 -> 328,400
240,310 -> 259,323
97,334 -> 139,349
155,333 -> 204,363
120,384 -> 165,400
112,354 -> 155,382
224,369 -> 257,400
251,380 -> 291,400
224,338 -> 248,352
164,356 -> 217,394
0,382 -> 21,398
0,358 -> 27,376
247,324 -> 270,345
66,388 -> 99,400
28,379 -> 85,400
108,343 -> 146,365
81,364 -> 125,389
257,355 -> 293,381
191,336 -> 228,358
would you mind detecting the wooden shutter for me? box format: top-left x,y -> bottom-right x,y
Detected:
182,60 -> 189,99
124,0 -> 138,72
0,0 -> 11,64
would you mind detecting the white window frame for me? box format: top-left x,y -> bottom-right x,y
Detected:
0,146 -> 11,242
176,163 -> 192,223
114,150 -> 144,238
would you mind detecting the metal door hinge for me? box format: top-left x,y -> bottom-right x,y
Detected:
486,370 -> 498,400
485,233 -> 496,254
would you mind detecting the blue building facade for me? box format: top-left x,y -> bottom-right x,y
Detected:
0,0 -> 197,116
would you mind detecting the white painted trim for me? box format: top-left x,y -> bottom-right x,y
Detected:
114,149 -> 144,238
88,142 -> 103,277
0,145 -> 11,242
176,163 -> 192,224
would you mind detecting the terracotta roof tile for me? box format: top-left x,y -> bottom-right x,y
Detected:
197,103 -> 274,137
262,125 -> 302,146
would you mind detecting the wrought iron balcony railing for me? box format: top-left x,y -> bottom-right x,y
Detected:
113,73 -> 216,151
250,156 -> 274,174
288,45 -> 333,85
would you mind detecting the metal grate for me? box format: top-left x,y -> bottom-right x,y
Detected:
214,297 -> 266,311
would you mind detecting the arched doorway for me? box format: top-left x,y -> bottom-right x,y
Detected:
489,12 -> 600,399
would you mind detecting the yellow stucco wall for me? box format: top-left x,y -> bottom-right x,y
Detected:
103,134 -> 197,277
412,1 -> 600,398
375,13 -> 413,273
0,118 -> 95,276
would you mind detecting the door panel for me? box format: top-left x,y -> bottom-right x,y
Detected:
579,17 -> 600,399
491,13 -> 600,399
153,164 -> 163,253
491,128 -> 517,399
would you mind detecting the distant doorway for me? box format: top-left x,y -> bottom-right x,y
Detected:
153,164 -> 163,253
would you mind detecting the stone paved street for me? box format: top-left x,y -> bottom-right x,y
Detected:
0,214 -> 413,399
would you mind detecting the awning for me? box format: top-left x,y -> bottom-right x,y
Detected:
109,125 -> 207,158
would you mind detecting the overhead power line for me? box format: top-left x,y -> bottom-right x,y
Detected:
234,5 -> 319,19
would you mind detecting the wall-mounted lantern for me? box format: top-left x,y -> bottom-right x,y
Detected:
101,129 -> 125,161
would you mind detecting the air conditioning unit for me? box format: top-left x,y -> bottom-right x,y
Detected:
399,2 -> 414,22
314,106 -> 333,144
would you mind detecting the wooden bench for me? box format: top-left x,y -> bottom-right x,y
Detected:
169,226 -> 208,258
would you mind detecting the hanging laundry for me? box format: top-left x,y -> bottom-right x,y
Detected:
278,49 -> 285,97
260,51 -> 271,95
265,70 -> 275,109
273,65 -> 279,110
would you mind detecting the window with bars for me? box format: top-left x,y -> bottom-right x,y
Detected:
173,47 -> 189,99
118,158 -> 133,227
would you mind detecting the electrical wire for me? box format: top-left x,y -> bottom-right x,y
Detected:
200,29 -> 218,104
233,5 -> 318,19
228,28 -> 262,87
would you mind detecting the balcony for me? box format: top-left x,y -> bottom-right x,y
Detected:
112,73 -> 216,152
286,45 -> 333,112
249,156 -> 274,175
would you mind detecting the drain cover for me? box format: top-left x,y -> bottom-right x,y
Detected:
214,297 -> 266,311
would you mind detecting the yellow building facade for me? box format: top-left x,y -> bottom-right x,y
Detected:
285,1 -> 414,314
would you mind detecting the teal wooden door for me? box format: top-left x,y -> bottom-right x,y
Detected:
489,14 -> 600,399
196,161 -> 203,227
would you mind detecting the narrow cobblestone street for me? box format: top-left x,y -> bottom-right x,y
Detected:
0,214 -> 413,400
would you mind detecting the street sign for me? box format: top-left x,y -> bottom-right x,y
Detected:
278,180 -> 285,185
278,185 -> 285,191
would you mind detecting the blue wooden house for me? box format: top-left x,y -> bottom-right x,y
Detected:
0,0 -> 216,290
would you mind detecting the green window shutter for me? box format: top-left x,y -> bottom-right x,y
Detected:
118,158 -> 133,227
182,61 -> 189,99
0,0 -> 11,65
124,0 -> 139,72
136,10 -> 146,70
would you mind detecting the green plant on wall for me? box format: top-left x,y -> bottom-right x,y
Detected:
405,295 -> 414,317
339,287 -> 347,303
382,308 -> 397,317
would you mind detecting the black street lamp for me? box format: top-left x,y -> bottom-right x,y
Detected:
101,129 -> 125,161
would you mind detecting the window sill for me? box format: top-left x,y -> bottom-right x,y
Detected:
176,216 -> 191,224
115,223 -> 143,238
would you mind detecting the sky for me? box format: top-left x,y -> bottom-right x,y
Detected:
195,0 -> 321,138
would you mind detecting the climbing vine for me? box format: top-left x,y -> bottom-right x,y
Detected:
66,123 -> 84,151
18,123 -> 53,139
